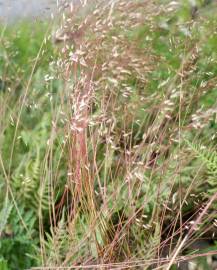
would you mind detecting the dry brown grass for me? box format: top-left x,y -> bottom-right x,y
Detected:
35,0 -> 217,269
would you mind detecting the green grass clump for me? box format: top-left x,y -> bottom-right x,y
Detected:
0,20 -> 64,269
1,1 -> 217,269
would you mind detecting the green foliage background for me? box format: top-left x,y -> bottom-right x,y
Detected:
0,1 -> 217,269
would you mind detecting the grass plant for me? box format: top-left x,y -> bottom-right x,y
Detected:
1,0 -> 217,269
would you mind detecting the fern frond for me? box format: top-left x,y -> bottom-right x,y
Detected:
45,208 -> 69,265
185,140 -> 217,175
12,147 -> 45,211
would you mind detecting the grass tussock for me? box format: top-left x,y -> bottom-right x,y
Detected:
1,0 -> 217,269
